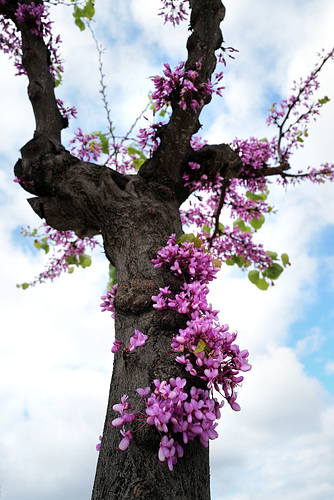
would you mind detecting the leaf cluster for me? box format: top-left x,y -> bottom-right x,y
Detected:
248,251 -> 290,290
72,0 -> 95,31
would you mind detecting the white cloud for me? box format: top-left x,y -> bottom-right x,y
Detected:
295,328 -> 325,356
211,347 -> 334,500
325,362 -> 334,375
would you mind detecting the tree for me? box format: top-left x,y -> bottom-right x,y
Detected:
1,1 -> 333,499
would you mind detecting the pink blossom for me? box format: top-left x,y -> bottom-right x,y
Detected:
96,435 -> 102,451
128,330 -> 148,352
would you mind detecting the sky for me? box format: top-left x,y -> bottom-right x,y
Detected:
0,1 -> 334,499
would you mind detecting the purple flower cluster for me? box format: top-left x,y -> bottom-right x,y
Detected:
151,61 -> 223,114
180,142 -> 275,270
15,2 -> 63,81
110,329 -> 148,355
210,224 -> 271,268
137,120 -> 165,154
216,46 -> 239,67
96,435 -> 102,451
70,128 -> 102,162
275,162 -> 334,187
106,142 -> 142,174
152,236 -> 251,409
190,135 -> 208,151
232,136 -> 278,172
303,163 -> 334,183
112,379 -> 222,470
100,284 -> 118,319
266,48 -> 334,161
158,0 -> 188,26
111,395 -> 135,451
0,3 -> 66,102
152,234 -> 220,284
178,50 -> 334,276
56,98 -> 77,121
35,224 -> 97,283
0,14 -> 23,74
106,237 -> 250,469
15,2 -> 48,37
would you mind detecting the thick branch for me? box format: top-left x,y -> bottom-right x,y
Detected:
190,143 -> 243,180
14,143 -> 134,237
18,1 -> 66,144
140,0 -> 225,189
176,143 -> 243,204
242,163 -> 291,178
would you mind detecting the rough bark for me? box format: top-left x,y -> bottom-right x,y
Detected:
1,1 -> 245,499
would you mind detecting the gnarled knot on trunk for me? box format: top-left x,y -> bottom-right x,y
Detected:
114,279 -> 157,313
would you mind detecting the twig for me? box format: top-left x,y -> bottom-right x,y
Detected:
122,102 -> 150,143
209,178 -> 230,245
87,21 -> 116,146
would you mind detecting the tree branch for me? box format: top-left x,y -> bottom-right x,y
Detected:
18,2 -> 66,144
139,0 -> 226,190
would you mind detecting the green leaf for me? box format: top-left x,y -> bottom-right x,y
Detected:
318,96 -> 330,105
218,222 -> 225,233
250,213 -> 265,231
72,3 -> 94,29
79,254 -> 92,268
266,250 -> 278,260
127,146 -> 137,155
108,264 -> 117,288
94,132 -> 109,155
248,270 -> 269,290
246,191 -> 267,202
34,239 -> 41,250
193,339 -> 207,354
74,18 -> 86,31
193,237 -> 203,248
212,259 -> 222,268
281,253 -> 290,267
256,278 -> 269,290
40,243 -> 50,254
233,218 -> 252,233
263,263 -> 283,280
55,76 -> 62,88
22,283 -> 29,290
83,1 -> 95,19
66,255 -> 78,266
177,233 -> 195,244
248,270 -> 260,285
68,266 -> 75,274
203,225 -> 211,235
233,255 -> 243,268
127,145 -> 147,170
225,254 -> 249,268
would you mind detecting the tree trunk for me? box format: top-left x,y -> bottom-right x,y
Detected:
91,184 -> 211,499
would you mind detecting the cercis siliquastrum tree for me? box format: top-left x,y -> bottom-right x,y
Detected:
1,1 -> 333,499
